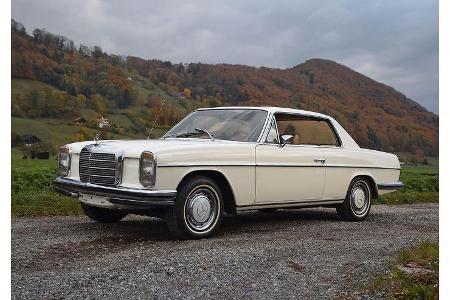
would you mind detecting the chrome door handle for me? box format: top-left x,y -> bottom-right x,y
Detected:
314,159 -> 326,164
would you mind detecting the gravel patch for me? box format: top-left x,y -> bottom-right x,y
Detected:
12,203 -> 438,299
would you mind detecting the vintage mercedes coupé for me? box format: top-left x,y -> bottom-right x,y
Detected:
55,107 -> 403,238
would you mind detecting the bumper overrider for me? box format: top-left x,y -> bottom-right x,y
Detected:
377,181 -> 404,191
54,177 -> 176,208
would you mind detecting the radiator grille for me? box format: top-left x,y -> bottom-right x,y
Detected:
79,146 -> 121,186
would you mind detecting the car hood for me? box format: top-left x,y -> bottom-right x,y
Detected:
69,138 -> 245,157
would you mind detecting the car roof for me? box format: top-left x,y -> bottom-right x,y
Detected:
196,106 -> 332,120
196,106 -> 359,148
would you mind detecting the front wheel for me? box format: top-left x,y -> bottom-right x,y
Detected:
81,203 -> 128,223
336,177 -> 372,221
166,176 -> 224,239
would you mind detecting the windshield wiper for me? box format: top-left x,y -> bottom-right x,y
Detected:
193,128 -> 214,140
163,132 -> 196,139
163,128 -> 214,140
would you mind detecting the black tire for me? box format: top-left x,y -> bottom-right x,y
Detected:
81,203 -> 128,223
166,176 -> 224,239
336,177 -> 372,221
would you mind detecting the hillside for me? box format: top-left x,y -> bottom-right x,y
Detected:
11,20 -> 438,156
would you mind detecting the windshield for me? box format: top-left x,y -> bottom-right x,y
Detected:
164,109 -> 268,142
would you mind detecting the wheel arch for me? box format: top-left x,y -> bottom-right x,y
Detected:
177,169 -> 237,214
350,174 -> 379,199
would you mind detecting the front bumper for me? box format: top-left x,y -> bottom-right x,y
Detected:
54,177 -> 176,208
377,181 -> 404,191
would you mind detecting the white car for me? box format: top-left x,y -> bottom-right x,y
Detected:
55,107 -> 403,239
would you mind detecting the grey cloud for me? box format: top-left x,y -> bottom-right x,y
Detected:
12,0 -> 438,113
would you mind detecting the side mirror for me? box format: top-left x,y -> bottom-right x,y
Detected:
280,134 -> 294,147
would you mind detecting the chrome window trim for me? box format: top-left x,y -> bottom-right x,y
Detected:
255,111 -> 271,143
260,143 -> 343,149
264,111 -> 344,148
328,120 -> 344,148
164,108 -> 270,144
258,111 -> 275,145
262,114 -> 280,144
162,111 -> 195,139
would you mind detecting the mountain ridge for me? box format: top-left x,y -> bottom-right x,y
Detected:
11,20 -> 438,156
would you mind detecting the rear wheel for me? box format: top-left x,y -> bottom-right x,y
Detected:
336,177 -> 372,221
81,203 -> 128,223
166,176 -> 224,239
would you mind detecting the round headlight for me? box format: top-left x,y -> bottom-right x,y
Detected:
139,151 -> 156,187
58,146 -> 71,176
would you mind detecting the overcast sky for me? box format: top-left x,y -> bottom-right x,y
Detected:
12,0 -> 439,113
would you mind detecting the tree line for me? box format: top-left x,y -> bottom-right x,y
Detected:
11,19 -> 438,156
12,19 -> 138,114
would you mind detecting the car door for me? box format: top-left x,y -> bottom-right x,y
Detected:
321,146 -> 354,200
255,114 -> 326,203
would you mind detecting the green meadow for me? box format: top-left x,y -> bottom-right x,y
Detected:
11,146 -> 438,217
375,166 -> 439,205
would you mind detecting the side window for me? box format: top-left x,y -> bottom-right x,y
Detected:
275,114 -> 340,146
265,117 -> 279,144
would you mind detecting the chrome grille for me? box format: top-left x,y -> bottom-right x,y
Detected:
79,145 -> 122,186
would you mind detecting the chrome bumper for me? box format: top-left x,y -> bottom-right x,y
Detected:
377,181 -> 404,191
54,177 -> 176,208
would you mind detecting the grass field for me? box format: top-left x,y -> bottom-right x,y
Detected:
11,148 -> 82,216
11,147 -> 439,217
374,166 -> 439,205
12,117 -> 133,149
12,117 -> 168,151
12,78 -> 171,150
11,78 -> 58,101
361,241 -> 439,299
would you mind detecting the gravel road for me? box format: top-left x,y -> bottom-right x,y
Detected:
12,203 -> 438,299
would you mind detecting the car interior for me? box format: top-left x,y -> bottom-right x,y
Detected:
272,114 -> 339,146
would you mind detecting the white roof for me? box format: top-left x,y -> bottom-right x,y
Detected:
197,106 -> 331,119
197,106 -> 359,148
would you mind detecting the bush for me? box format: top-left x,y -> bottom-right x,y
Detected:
11,166 -> 81,216
12,167 -> 57,194
400,169 -> 438,193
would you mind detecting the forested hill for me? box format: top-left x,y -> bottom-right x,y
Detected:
11,20 -> 438,156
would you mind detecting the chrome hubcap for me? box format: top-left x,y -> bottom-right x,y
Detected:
185,185 -> 219,233
353,188 -> 366,209
350,181 -> 370,216
190,194 -> 212,223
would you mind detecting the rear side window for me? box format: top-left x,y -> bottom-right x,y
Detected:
275,114 -> 340,146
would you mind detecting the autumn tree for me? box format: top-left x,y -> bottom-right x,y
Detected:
11,19 -> 26,36
91,94 -> 107,114
76,127 -> 89,141
183,88 -> 192,98
10,24 -> 439,155
92,46 -> 103,59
